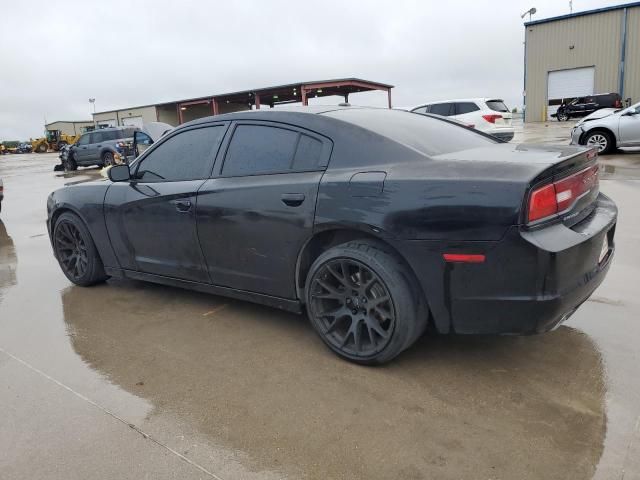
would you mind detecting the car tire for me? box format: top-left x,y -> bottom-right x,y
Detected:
585,130 -> 614,154
305,240 -> 427,365
64,153 -> 78,171
53,212 -> 109,287
102,151 -> 115,167
557,111 -> 569,121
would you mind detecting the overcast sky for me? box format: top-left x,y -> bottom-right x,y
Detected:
0,0 -> 624,139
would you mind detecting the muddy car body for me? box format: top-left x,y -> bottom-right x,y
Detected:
47,107 -> 617,363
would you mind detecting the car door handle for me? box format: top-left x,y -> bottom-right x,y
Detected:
171,199 -> 192,212
281,193 -> 305,207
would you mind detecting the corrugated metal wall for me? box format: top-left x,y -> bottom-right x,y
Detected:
524,7 -> 639,122
624,7 -> 640,105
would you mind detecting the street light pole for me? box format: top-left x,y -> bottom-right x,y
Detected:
89,98 -> 96,127
521,8 -> 537,121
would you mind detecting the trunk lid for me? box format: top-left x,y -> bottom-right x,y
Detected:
432,143 -> 600,227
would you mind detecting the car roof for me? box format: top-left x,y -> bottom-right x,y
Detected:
178,105 -> 376,128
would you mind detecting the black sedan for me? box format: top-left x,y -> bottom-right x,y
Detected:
47,107 -> 617,364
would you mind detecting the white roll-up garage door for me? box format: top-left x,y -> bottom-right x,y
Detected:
121,116 -> 144,128
546,67 -> 595,120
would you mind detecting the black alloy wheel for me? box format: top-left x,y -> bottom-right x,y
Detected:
55,220 -> 89,282
306,241 -> 426,364
53,212 -> 108,286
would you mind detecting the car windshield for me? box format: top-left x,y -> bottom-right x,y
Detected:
323,108 -> 497,156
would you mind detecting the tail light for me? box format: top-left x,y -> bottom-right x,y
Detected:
482,114 -> 502,124
527,160 -> 600,223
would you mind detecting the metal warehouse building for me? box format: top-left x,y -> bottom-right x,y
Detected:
91,78 -> 393,129
44,120 -> 94,136
524,1 -> 640,122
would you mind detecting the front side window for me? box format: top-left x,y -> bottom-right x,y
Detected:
455,102 -> 480,115
222,125 -> 324,176
77,134 -> 90,146
411,106 -> 427,114
135,126 -> 225,182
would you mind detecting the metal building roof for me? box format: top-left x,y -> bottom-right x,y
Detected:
524,1 -> 640,26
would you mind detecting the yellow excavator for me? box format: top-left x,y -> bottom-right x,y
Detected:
31,130 -> 80,153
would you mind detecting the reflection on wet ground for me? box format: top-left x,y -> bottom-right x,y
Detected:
0,221 -> 17,303
1,137 -> 639,479
61,281 -> 607,479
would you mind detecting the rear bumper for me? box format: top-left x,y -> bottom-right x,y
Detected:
491,131 -> 514,142
449,193 -> 617,334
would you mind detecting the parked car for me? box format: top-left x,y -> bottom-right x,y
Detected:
47,107 -> 616,364
129,122 -> 173,160
410,98 -> 514,141
64,127 -> 138,171
16,142 -> 32,154
570,101 -> 640,153
552,93 -> 622,121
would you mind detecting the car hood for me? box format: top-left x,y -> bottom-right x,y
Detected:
141,122 -> 173,142
576,108 -> 618,125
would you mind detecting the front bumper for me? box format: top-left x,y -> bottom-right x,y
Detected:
570,125 -> 584,145
446,193 -> 617,334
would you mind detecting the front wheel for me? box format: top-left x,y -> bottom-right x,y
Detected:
557,111 -> 569,121
53,212 -> 109,286
585,130 -> 614,154
63,153 -> 78,171
36,143 -> 48,153
305,240 -> 426,364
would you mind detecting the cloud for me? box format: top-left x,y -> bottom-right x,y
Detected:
0,0 -> 615,139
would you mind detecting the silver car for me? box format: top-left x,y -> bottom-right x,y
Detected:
570,101 -> 640,153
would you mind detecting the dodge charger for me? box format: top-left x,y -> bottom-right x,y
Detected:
47,107 -> 617,364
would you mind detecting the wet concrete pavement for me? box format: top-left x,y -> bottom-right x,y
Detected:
0,123 -> 639,479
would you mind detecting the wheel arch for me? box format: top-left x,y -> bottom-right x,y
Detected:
50,206 -> 104,263
295,227 -> 433,328
581,126 -> 616,147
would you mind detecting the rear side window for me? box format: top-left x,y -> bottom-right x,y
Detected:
455,102 -> 480,114
101,130 -> 120,141
135,126 -> 225,182
429,103 -> 455,116
323,108 -> 496,157
121,128 -> 137,138
411,106 -> 427,114
485,100 -> 509,112
89,132 -> 103,144
222,125 -> 324,176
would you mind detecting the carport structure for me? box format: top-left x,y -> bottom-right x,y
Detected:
173,78 -> 394,124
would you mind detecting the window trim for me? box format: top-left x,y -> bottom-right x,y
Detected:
214,120 -> 332,179
132,123 -> 230,183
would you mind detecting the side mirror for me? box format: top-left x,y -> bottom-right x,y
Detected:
108,164 -> 131,182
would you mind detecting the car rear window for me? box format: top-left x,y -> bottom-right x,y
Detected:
323,108 -> 497,157
485,100 -> 509,112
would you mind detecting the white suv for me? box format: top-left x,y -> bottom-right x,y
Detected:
410,98 -> 514,141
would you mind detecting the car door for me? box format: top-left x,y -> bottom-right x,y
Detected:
74,133 -> 91,162
584,96 -> 598,115
618,105 -> 640,146
453,102 -> 480,124
104,124 -> 228,282
196,122 -> 331,299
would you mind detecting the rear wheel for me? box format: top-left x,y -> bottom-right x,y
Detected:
36,143 -> 48,153
305,240 -> 426,364
557,111 -> 569,121
102,151 -> 114,167
586,130 -> 614,154
53,212 -> 108,286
